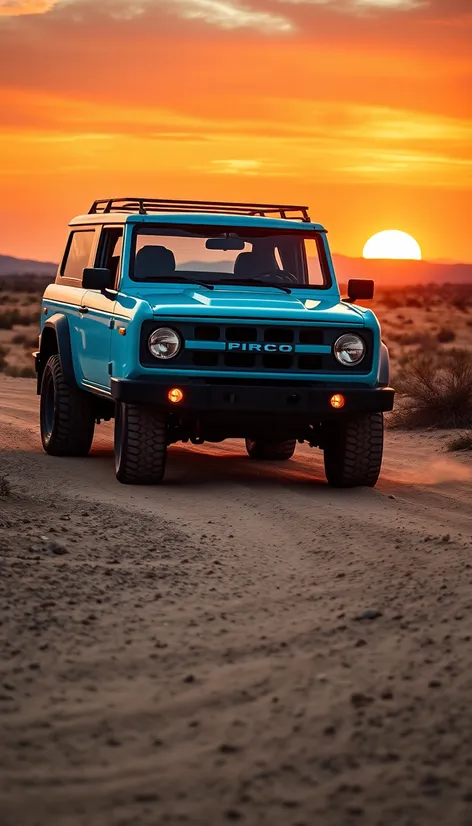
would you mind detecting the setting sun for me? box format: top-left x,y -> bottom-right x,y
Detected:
363,230 -> 422,261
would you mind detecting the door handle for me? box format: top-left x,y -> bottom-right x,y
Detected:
79,306 -> 89,314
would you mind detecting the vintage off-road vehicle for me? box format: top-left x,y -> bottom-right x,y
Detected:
35,198 -> 394,486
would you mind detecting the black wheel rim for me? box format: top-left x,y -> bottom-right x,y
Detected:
41,372 -> 55,443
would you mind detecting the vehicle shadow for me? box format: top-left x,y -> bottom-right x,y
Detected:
88,438 -> 343,491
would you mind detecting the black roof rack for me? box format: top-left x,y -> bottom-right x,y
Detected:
88,197 -> 311,223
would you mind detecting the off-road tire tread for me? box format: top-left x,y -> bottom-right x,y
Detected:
115,404 -> 167,485
323,413 -> 384,488
41,354 -> 95,457
246,438 -> 297,461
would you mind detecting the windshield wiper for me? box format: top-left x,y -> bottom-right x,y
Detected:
220,278 -> 292,294
154,275 -> 215,291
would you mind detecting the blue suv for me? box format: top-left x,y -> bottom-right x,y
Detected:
35,198 -> 394,486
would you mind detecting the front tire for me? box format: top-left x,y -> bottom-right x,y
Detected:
245,438 -> 296,461
40,354 -> 95,457
323,413 -> 384,488
115,403 -> 167,485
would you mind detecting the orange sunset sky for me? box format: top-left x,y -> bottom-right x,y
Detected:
0,0 -> 471,263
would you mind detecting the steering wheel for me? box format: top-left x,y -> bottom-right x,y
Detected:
257,269 -> 299,285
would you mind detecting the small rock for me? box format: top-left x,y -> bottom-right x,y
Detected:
381,689 -> 393,700
134,792 -> 159,803
355,639 -> 367,648
50,541 -> 68,555
183,674 -> 195,684
106,736 -> 121,747
350,692 -> 374,708
219,743 -> 240,754
442,534 -> 451,543
388,494 -> 397,500
355,610 -> 383,621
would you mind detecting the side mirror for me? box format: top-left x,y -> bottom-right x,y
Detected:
83,267 -> 112,291
347,279 -> 374,302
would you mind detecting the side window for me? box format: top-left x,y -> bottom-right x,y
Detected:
61,230 -> 95,282
96,228 -> 123,288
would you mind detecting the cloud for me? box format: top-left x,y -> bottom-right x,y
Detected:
174,0 -> 293,31
0,0 -> 56,13
0,0 -> 294,30
0,0 -> 429,25
277,0 -> 424,7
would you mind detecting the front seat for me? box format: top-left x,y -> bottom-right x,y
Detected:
233,252 -> 258,279
233,250 -> 277,280
135,245 -> 176,280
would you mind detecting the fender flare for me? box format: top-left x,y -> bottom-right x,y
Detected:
378,341 -> 390,387
38,314 -> 77,392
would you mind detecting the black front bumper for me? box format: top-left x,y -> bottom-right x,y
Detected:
111,378 -> 394,418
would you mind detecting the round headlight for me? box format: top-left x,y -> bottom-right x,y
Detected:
334,334 -> 366,366
148,327 -> 182,360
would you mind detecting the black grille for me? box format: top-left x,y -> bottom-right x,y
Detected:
140,321 -> 374,374
264,327 -> 294,343
226,327 -> 258,342
195,325 -> 220,341
299,329 -> 324,345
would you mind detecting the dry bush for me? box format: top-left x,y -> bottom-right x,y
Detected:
437,327 -> 456,344
390,331 -> 434,347
4,365 -> 36,379
448,432 -> 472,452
0,309 -> 37,329
394,349 -> 472,429
11,332 -> 39,348
0,275 -> 51,294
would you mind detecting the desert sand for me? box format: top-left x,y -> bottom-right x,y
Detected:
1,376 -> 472,826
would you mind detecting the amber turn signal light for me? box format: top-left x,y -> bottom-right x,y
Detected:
330,393 -> 345,409
168,388 -> 184,404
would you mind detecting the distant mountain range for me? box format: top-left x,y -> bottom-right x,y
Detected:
332,255 -> 472,287
0,254 -> 57,277
1,252 -> 471,286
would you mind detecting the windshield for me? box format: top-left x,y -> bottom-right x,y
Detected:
131,225 -> 330,289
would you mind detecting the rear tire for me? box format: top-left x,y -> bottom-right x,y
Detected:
40,354 -> 95,457
323,412 -> 384,488
245,438 -> 296,461
115,402 -> 167,485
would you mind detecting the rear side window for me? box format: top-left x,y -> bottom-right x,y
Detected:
61,230 -> 95,282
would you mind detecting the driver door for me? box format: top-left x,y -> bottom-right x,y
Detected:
77,228 -> 123,391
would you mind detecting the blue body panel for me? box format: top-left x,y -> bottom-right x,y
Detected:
41,214 -> 386,396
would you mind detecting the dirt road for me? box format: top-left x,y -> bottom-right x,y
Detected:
1,376 -> 472,826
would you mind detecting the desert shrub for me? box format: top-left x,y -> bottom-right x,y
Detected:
390,331 -> 433,347
0,275 -> 52,294
11,332 -> 38,348
394,349 -> 472,429
0,309 -> 37,329
448,432 -> 472,452
0,475 -> 11,497
381,293 -> 402,310
4,365 -> 36,378
0,293 -> 19,307
0,344 -> 7,371
437,327 -> 456,344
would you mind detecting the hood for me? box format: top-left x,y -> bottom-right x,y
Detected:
138,285 -> 366,325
